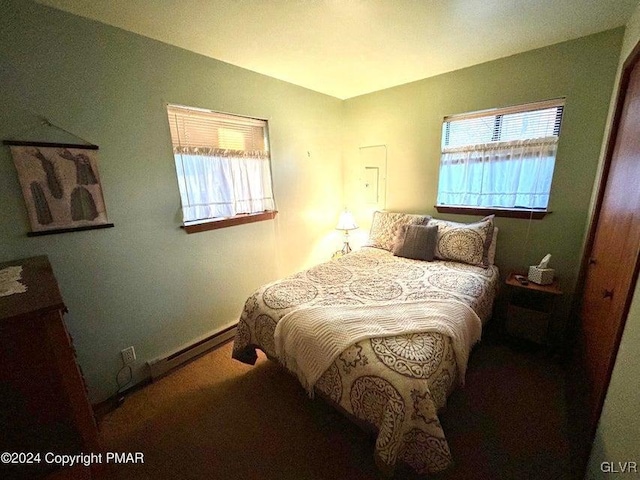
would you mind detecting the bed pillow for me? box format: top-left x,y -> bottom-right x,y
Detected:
366,211 -> 431,252
430,215 -> 495,267
392,224 -> 438,261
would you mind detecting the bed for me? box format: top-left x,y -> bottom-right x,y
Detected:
232,212 -> 499,476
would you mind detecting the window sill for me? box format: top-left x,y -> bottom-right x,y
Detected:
435,205 -> 550,219
181,211 -> 278,234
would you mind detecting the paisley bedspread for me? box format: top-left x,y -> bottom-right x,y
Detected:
232,247 -> 499,475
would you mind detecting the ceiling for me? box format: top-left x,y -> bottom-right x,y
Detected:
37,0 -> 637,99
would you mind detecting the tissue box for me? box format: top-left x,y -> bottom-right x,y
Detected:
528,266 -> 555,285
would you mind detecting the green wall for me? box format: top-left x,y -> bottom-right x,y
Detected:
0,0 -> 626,405
342,28 -> 624,339
587,2 -> 640,477
0,0 -> 344,402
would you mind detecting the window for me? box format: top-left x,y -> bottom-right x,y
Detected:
167,104 -> 276,232
436,99 -> 564,217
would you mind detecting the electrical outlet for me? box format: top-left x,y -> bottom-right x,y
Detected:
121,346 -> 136,365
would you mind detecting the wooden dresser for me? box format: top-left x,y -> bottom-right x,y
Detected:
0,256 -> 101,479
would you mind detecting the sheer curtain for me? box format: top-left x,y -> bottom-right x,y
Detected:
175,148 -> 275,223
437,136 -> 557,209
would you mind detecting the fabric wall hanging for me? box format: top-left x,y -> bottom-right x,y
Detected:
4,139 -> 113,236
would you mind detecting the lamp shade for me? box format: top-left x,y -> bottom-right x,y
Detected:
336,211 -> 358,231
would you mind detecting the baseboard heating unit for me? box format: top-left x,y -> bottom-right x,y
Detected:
148,323 -> 237,380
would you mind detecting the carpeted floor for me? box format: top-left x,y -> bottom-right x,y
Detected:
98,338 -> 574,479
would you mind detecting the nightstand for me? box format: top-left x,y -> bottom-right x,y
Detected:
503,272 -> 563,345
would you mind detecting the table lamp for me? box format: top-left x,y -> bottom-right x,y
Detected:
336,210 -> 358,254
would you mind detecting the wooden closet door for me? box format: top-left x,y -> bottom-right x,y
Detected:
580,50 -> 640,430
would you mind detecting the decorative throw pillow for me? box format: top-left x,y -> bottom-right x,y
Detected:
366,211 -> 431,252
430,215 -> 495,267
392,224 -> 438,261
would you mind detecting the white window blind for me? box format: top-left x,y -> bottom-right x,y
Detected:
168,105 -> 268,153
437,99 -> 565,211
442,100 -> 564,149
166,105 -> 275,224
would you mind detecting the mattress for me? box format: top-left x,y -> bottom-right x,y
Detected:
232,246 -> 499,475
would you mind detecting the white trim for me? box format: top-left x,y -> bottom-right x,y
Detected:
444,97 -> 565,122
147,322 -> 237,380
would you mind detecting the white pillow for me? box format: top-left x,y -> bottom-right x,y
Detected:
429,215 -> 495,267
366,211 -> 431,252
